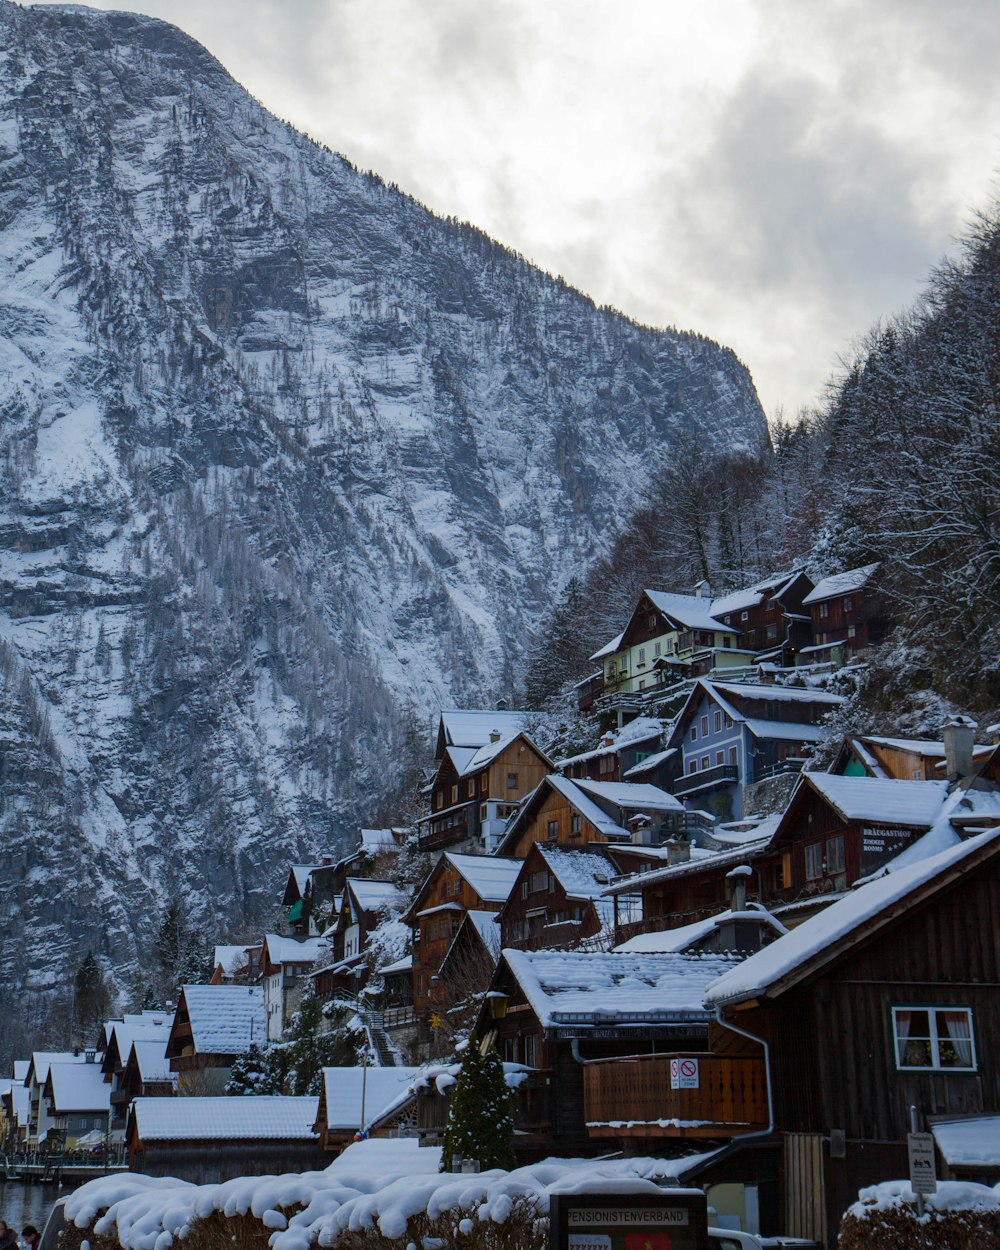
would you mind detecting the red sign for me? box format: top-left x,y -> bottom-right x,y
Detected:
625,1236 -> 672,1250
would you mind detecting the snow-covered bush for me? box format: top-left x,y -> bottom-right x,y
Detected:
839,1180 -> 1000,1249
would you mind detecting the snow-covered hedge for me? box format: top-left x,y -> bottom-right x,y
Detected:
840,1180 -> 1000,1249
62,1141 -> 690,1250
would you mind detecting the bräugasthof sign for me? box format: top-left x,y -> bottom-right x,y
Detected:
568,1209 -> 690,1226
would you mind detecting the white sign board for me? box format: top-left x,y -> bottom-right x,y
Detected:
907,1132 -> 938,1195
670,1057 -> 700,1089
568,1237 -> 612,1250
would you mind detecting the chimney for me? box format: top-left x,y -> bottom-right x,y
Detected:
726,864 -> 753,912
694,579 -> 711,599
489,729 -> 501,743
666,835 -> 691,865
85,1049 -> 96,1064
942,714 -> 977,781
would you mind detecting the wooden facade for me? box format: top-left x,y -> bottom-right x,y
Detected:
498,842 -> 613,951
713,570 -> 814,664
715,831 -> 1000,1245
421,733 -> 551,853
802,563 -> 890,662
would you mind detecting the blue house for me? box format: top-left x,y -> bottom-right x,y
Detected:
667,680 -> 846,820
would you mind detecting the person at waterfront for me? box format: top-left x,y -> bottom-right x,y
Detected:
0,1222 -> 16,1250
20,1226 -> 39,1250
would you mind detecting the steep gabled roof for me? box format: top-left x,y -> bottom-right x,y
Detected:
800,773 -> 948,827
705,827 -> 1000,1008
644,589 -> 730,633
802,562 -> 880,605
46,1061 -> 110,1114
444,852 -> 523,903
711,569 -> 806,618
168,985 -> 266,1057
316,1067 -> 422,1133
436,709 -> 531,757
130,1095 -> 318,1141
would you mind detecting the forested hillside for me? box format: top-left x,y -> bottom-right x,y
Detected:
527,206 -> 1000,722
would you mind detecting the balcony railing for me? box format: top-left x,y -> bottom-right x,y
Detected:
583,1051 -> 768,1138
673,763 -> 739,797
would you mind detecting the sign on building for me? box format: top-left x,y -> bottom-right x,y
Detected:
670,1057 -> 700,1089
551,1188 -> 708,1250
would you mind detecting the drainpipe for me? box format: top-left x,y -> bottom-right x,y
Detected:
713,1004 -> 774,1142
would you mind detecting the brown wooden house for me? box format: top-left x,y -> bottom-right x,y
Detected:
420,711 -> 552,855
711,569 -> 815,666
404,851 -> 522,1017
313,1066 -> 421,1152
496,773 -> 686,858
800,561 -> 889,664
164,985 -> 267,1093
474,947 -> 741,1158
497,842 -> 620,951
558,716 -> 668,784
697,825 -> 1000,1245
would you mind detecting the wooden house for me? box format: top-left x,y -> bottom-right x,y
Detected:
473,948 -> 741,1158
260,932 -> 329,1041
496,773 -> 686,859
667,679 -> 846,821
710,570 -> 815,666
101,1012 -> 173,1135
404,852 -> 522,1017
588,587 -> 743,710
558,716 -> 668,784
694,825 -> 1000,1245
115,1040 -> 176,1120
281,861 -> 332,934
164,985 -> 266,1093
210,944 -> 253,984
799,561 -> 888,664
498,842 -> 619,951
312,878 -> 405,1004
833,725 -> 991,782
127,1096 -> 324,1182
1,1069 -> 30,1148
312,1066 -> 421,1152
421,711 -> 552,854
42,1059 -> 110,1149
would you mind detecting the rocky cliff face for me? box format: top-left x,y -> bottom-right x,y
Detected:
0,1 -> 767,1041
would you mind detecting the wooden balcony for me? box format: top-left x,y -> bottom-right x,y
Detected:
583,1051 -> 768,1139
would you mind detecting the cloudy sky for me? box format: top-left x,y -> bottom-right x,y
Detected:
35,0 -> 1000,416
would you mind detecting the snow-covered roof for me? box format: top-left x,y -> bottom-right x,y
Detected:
622,748 -> 677,778
590,631 -> 625,662
574,779 -> 685,812
644,589 -> 729,633
932,1117 -> 1000,1168
13,1060 -> 29,1082
462,909 -> 501,958
744,718 -> 829,744
359,828 -> 402,853
288,864 -> 323,896
502,948 -> 741,1027
263,933 -> 329,966
439,709 -> 529,749
444,852 -> 523,903
347,878 -> 405,915
131,1096 -> 319,1141
710,680 -> 844,706
614,906 -> 787,954
712,813 -> 782,846
130,1040 -> 174,1085
179,985 -> 266,1055
557,717 -> 664,769
710,570 -> 803,618
460,728 -> 544,775
705,827 -> 1000,1008
802,562 -> 880,604
602,841 -> 767,897
803,774 -> 948,826
376,954 -> 413,977
537,844 -> 617,899
319,1067 -> 422,1132
48,1061 -> 111,1113
213,944 -> 250,976
30,1051 -> 85,1086
541,775 -> 629,840
863,735 -> 991,759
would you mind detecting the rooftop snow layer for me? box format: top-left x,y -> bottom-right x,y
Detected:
804,774 -> 948,825
614,906 -> 787,954
130,1040 -> 174,1085
180,984 -> 266,1054
48,1061 -> 111,1112
503,948 -> 740,1026
558,717 -> 664,768
574,779 -> 685,812
710,570 -> 802,618
932,1117 -> 1000,1167
710,680 -> 845,705
622,748 -> 677,778
213,944 -> 250,976
445,852 -> 523,902
320,1066 -> 422,1131
263,933 -> 329,965
347,878 -> 405,914
537,844 -> 617,898
802,562 -> 879,604
603,842 -> 770,897
30,1051 -> 85,1086
590,631 -> 625,662
540,775 -> 629,839
705,827 -> 1000,1007
644,589 -> 729,632
131,1096 -> 318,1140
439,710 -> 529,749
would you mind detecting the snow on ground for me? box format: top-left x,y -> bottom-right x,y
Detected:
65,1139 -> 711,1250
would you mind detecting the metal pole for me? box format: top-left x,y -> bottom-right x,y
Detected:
360,1046 -> 369,1134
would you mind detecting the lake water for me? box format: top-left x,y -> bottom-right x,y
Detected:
0,1182 -> 61,1239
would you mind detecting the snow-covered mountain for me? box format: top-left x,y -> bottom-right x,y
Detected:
0,0 -> 767,1028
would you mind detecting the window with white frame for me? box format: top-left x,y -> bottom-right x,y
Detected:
892,1007 -> 976,1071
826,834 -> 846,875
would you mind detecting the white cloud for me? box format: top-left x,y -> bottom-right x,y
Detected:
30,0 -> 1000,415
